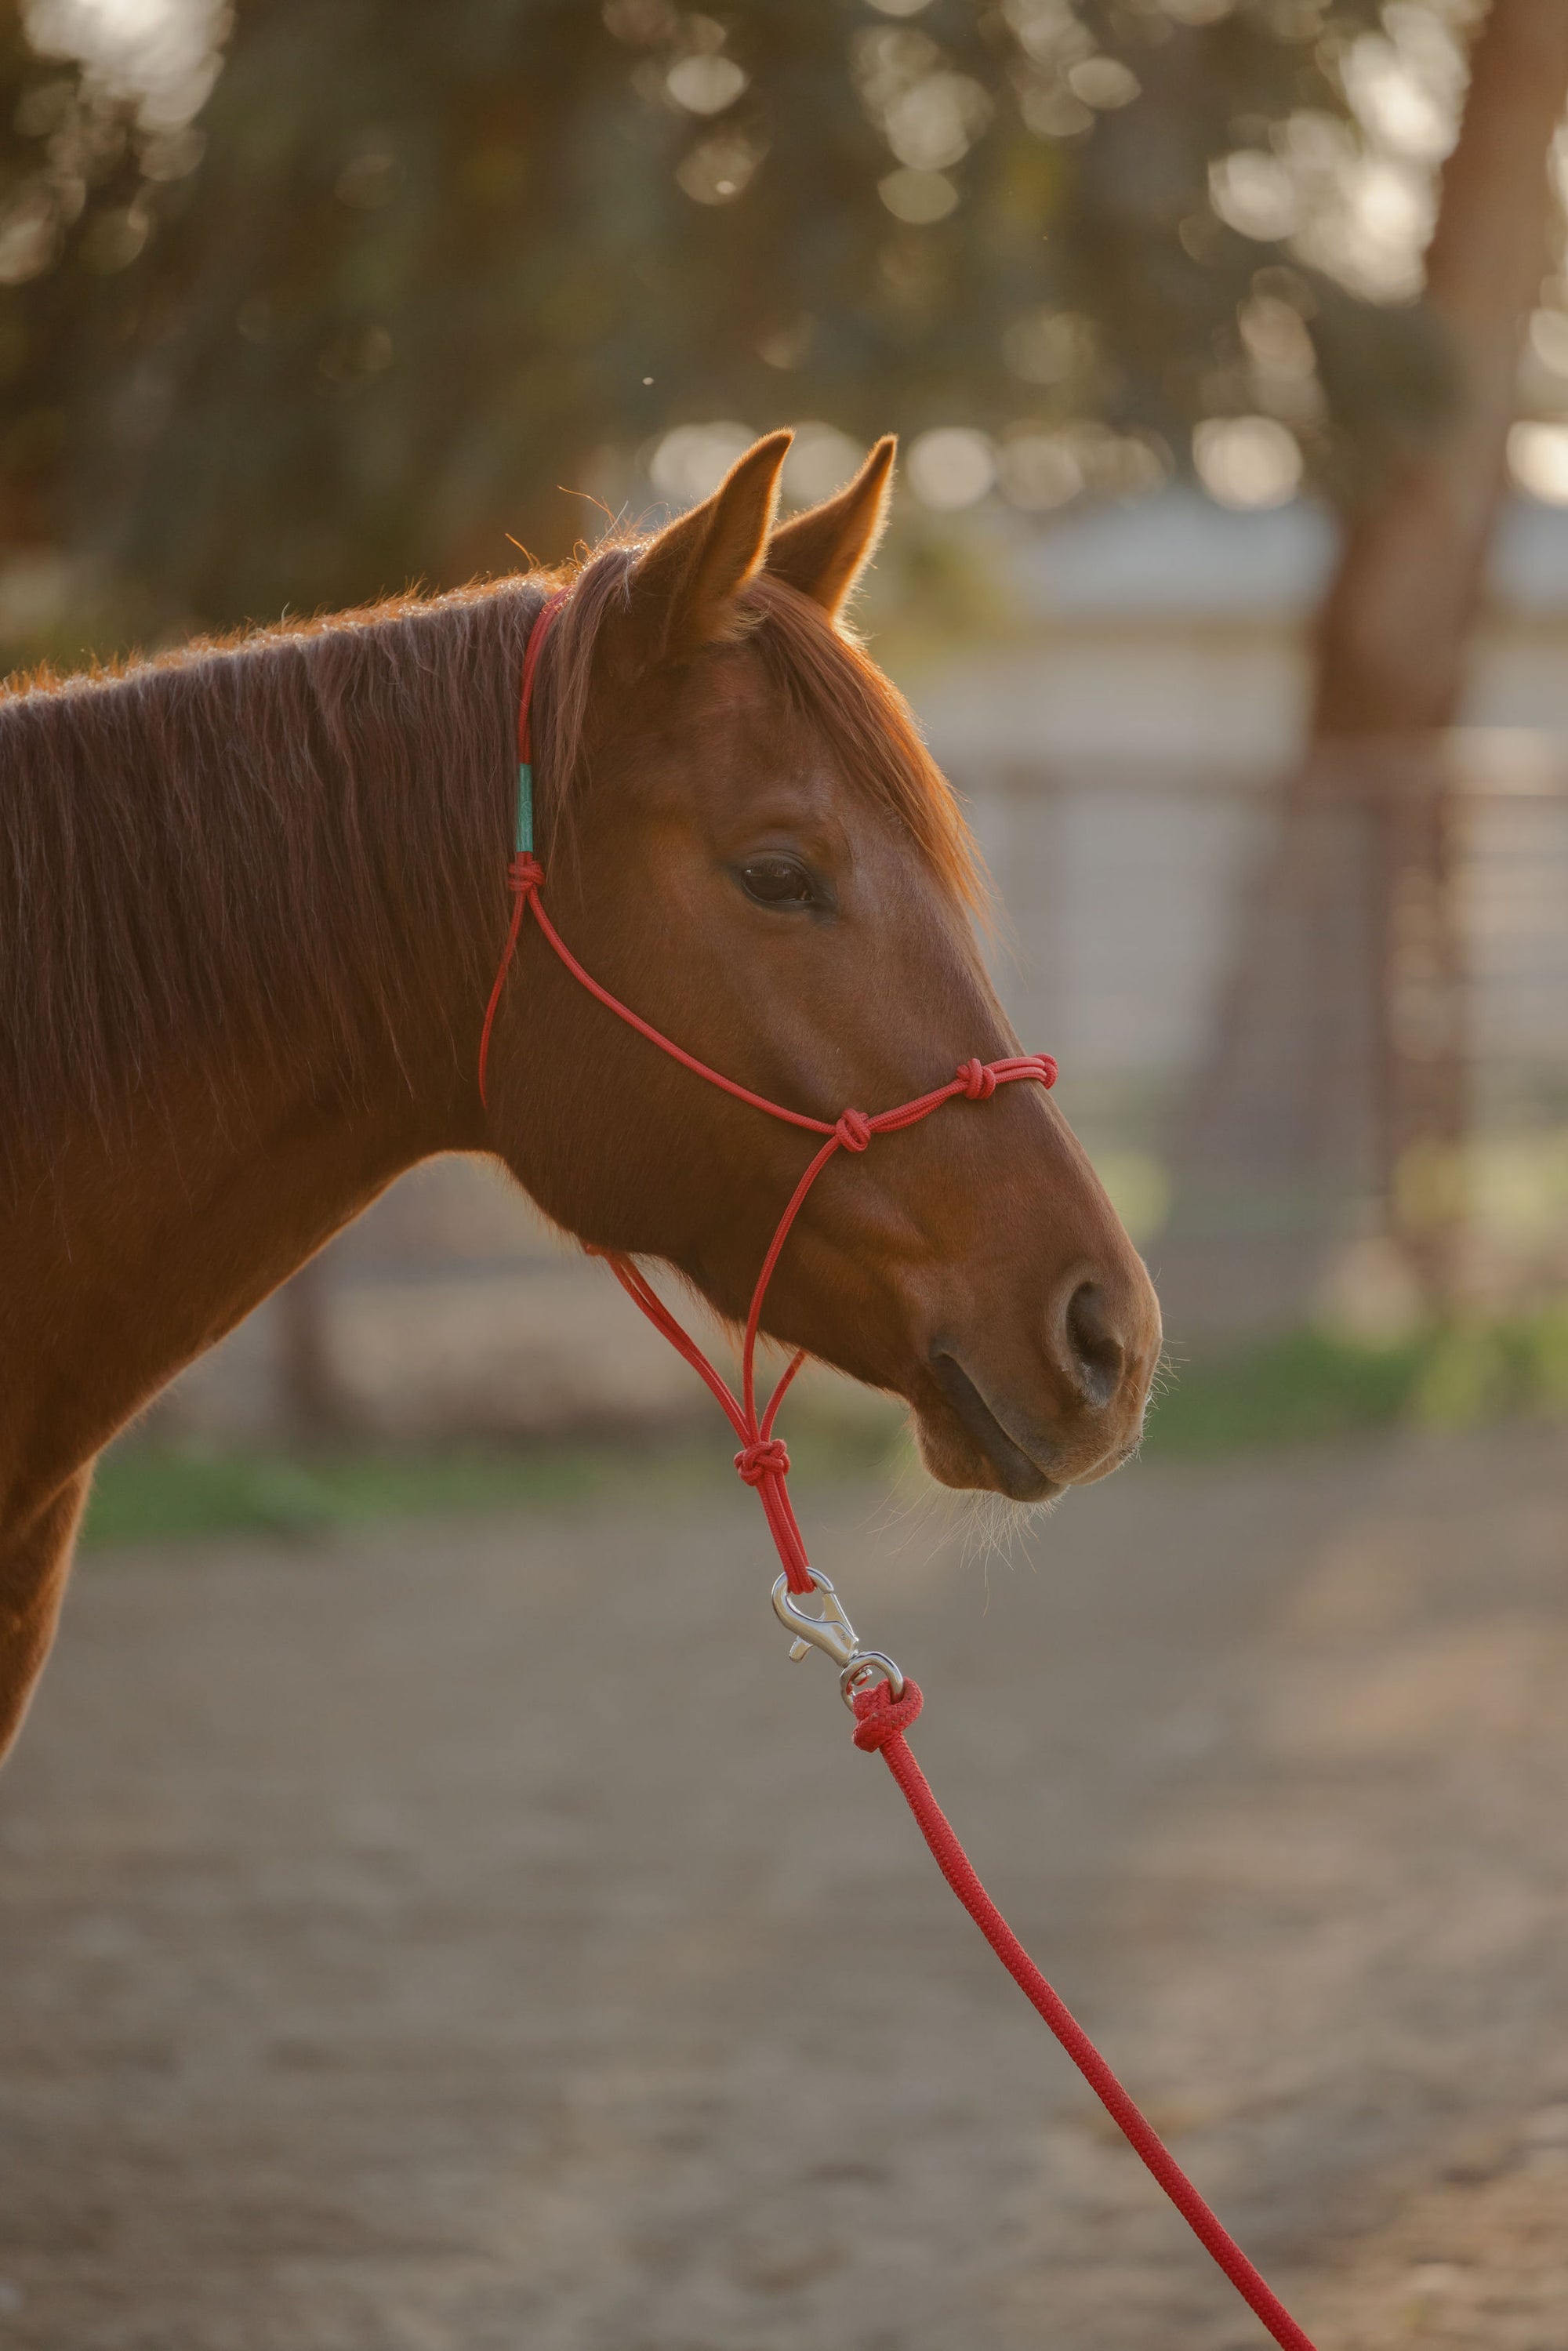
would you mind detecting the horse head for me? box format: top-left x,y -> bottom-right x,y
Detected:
481,432 -> 1161,1503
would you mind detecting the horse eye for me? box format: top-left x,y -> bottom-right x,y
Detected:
736,856 -> 818,908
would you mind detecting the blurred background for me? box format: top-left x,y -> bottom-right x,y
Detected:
3,0 -> 1566,1501
5,11 -> 1568,2351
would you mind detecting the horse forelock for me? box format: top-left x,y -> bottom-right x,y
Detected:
740,572 -> 985,918
533,540 -> 986,919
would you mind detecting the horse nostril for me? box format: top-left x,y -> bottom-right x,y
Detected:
1062,1279 -> 1125,1410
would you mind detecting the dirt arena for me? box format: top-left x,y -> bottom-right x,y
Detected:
2,1422 -> 1564,2350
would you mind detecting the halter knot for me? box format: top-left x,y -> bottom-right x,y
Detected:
1032,1054 -> 1059,1090
834,1108 -> 873,1153
735,1438 -> 790,1486
956,1058 -> 997,1101
851,1675 -> 925,1752
508,852 -> 545,895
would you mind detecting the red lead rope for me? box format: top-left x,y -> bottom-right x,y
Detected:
479,590 -> 1316,2351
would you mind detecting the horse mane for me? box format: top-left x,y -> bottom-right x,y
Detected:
0,577 -> 543,1178
0,546 -> 979,1177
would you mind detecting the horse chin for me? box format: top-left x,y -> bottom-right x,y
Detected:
916,1424 -> 1065,1504
907,1348 -> 1149,1503
909,1371 -> 1065,1504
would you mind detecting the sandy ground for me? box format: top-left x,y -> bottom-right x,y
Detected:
0,1423 -> 1564,2351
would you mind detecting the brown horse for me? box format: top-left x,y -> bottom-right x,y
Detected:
0,431 -> 1160,1763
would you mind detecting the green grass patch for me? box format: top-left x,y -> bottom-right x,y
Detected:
82,1308 -> 1568,1549
1142,1305 -> 1568,1460
82,1413 -> 902,1552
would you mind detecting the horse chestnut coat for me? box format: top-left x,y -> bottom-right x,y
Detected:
0,432 -> 1160,1763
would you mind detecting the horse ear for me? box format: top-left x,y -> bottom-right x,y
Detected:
764,436 -> 896,620
625,430 -> 793,662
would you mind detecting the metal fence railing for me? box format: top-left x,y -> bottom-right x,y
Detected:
960,735 -> 1568,1348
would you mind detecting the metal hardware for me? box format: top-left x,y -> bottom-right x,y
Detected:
771,1571 -> 905,1710
771,1569 -> 860,1668
838,1651 -> 905,1710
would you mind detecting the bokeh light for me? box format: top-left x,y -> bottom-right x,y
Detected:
781,424 -> 865,506
666,53 -> 747,117
1192,415 -> 1303,509
648,422 -> 757,508
1508,422 -> 1568,505
23,0 -> 224,125
877,168 -> 957,224
997,430 -> 1082,511
906,427 -> 996,510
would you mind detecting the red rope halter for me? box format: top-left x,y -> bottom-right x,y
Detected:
477,589 -> 1316,2351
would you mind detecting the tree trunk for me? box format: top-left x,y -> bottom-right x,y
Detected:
1312,0 -> 1568,738
1302,0 -> 1568,1310
275,1254 -> 348,1442
1161,3 -> 1568,1343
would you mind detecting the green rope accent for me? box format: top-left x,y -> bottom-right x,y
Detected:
515,761 -> 535,856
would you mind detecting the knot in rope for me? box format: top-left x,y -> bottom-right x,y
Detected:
508,851 -> 545,895
735,1437 -> 790,1487
1032,1053 -> 1059,1090
956,1058 -> 997,1101
851,1674 -> 925,1752
834,1108 -> 873,1153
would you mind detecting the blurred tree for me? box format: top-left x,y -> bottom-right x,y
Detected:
1304,0 -> 1568,1315
1177,0 -> 1568,1328
0,0 -> 1454,640
276,1254 -> 350,1439
1312,0 -> 1568,735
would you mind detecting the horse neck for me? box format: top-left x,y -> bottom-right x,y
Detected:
0,585 -> 535,1517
